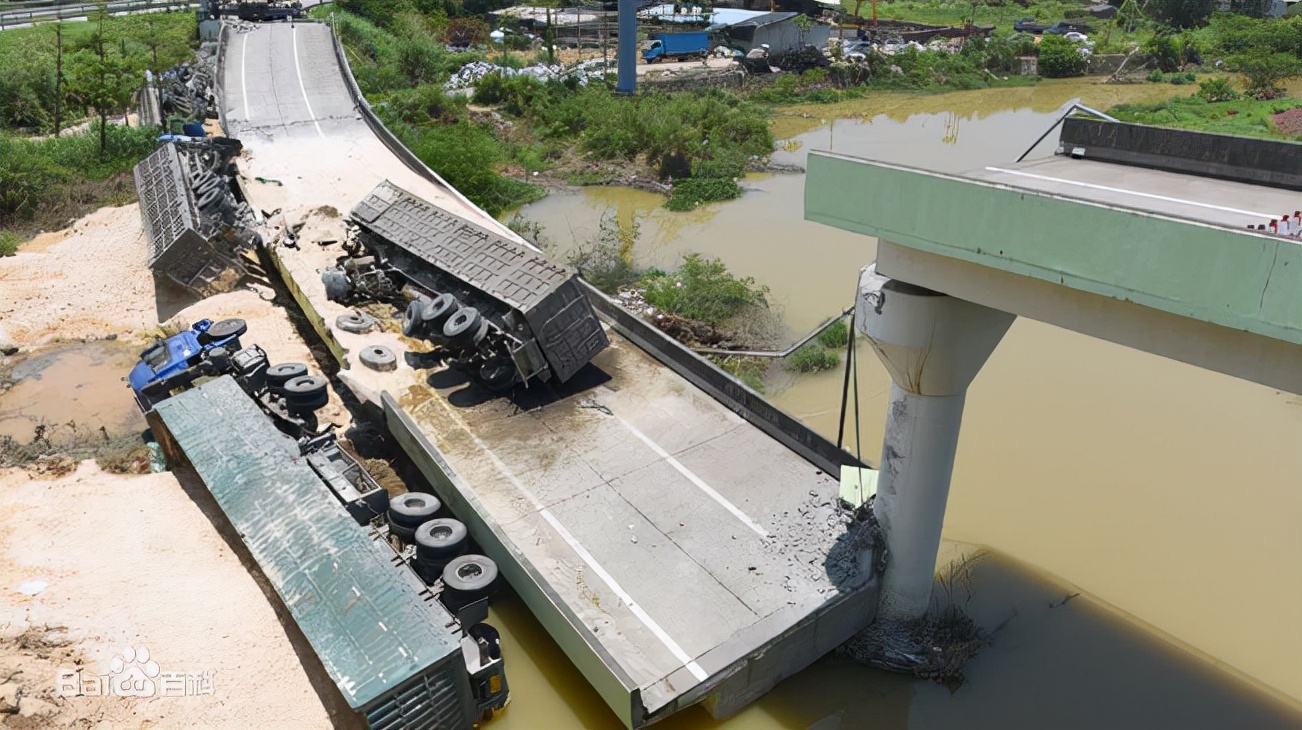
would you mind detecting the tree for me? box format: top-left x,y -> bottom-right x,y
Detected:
1038,33 -> 1086,78
1145,0 -> 1216,29
1231,50 -> 1302,99
65,48 -> 138,151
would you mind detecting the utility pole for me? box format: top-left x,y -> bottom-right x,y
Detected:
54,23 -> 63,137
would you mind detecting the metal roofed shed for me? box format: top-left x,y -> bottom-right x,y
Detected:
718,12 -> 832,53
150,376 -> 479,730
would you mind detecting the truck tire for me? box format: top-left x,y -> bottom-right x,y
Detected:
335,311 -> 377,334
413,518 -> 468,562
321,268 -> 351,303
401,298 -> 427,338
422,294 -> 459,335
201,318 -> 248,343
477,359 -> 517,392
283,375 -> 329,410
359,345 -> 397,372
442,307 -> 484,349
443,554 -> 498,595
389,493 -> 440,528
266,362 -> 308,387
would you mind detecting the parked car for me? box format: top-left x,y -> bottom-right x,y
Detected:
1063,31 -> 1089,43
1044,21 -> 1094,35
1013,17 -> 1049,33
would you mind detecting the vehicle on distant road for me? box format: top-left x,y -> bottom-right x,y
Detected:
1013,17 -> 1049,33
1044,21 -> 1094,35
642,31 -> 711,62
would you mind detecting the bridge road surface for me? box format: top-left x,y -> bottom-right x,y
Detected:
972,157 -> 1302,232
223,21 -> 878,728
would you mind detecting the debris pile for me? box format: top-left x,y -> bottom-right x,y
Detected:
444,60 -> 616,90
156,58 -> 217,124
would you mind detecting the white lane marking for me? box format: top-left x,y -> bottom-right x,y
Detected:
432,403 -> 709,683
240,33 -> 251,120
614,417 -> 769,538
984,167 -> 1277,220
291,26 -> 325,138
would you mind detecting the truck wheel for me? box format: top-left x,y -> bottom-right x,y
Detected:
422,294 -> 459,335
443,554 -> 498,594
359,345 -> 397,372
413,518 -> 468,562
267,362 -> 308,387
283,375 -> 329,410
401,298 -> 427,338
335,310 -> 377,334
477,360 -> 516,392
442,307 -> 484,348
201,318 -> 247,343
389,493 -> 441,528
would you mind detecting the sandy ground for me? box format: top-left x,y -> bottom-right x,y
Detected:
0,201 -> 347,727
0,205 -> 158,350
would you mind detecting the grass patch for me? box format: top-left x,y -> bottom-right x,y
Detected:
786,343 -> 840,373
640,254 -> 769,325
0,125 -> 157,235
0,12 -> 196,132
819,318 -> 849,349
0,231 -> 21,257
709,354 -> 767,392
1110,94 -> 1302,140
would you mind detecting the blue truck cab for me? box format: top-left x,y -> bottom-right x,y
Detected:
642,31 -> 711,62
129,318 -> 248,410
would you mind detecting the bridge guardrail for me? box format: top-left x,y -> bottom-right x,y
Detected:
0,0 -> 197,28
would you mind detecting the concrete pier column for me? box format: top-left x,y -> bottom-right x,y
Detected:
856,265 -> 1014,621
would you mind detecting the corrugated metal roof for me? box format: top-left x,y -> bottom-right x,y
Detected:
153,377 -> 463,712
725,11 -> 798,27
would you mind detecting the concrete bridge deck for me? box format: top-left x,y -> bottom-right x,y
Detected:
222,21 -> 877,728
806,130 -> 1302,396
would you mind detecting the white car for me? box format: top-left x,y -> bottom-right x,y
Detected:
1064,31 -> 1089,43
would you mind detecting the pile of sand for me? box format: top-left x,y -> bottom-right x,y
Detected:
0,206 -> 158,349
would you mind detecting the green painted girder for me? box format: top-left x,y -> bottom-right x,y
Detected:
804,152 -> 1302,348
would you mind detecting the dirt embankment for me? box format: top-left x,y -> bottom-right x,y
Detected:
0,203 -> 344,727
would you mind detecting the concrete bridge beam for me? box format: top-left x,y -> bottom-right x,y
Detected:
856,265 -> 1015,621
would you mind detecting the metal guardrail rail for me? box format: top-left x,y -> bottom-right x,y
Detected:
0,0 -> 197,28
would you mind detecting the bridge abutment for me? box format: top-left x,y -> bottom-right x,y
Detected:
856,265 -> 1014,621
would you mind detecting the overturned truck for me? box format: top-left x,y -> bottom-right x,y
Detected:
321,180 -> 609,392
133,138 -> 261,296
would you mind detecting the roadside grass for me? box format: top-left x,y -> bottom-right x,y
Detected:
0,126 -> 157,236
1110,94 -> 1302,140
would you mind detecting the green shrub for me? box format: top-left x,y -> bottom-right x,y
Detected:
664,177 -> 742,211
786,344 -> 839,373
565,212 -> 640,295
1038,34 -> 1086,78
640,253 -> 768,325
0,231 -> 21,257
818,318 -> 849,349
1196,76 -> 1239,102
0,125 -> 156,225
404,120 -> 543,215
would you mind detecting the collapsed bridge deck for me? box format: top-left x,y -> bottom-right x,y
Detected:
222,19 -> 879,727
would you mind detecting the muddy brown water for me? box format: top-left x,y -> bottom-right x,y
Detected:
0,342 -> 145,443
503,80 -> 1302,728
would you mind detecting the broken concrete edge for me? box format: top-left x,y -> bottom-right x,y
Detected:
215,22 -> 231,136
322,19 -> 533,249
577,279 -> 874,477
263,243 -> 350,368
380,394 -> 648,729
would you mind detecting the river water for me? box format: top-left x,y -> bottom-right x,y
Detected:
498,79 -> 1302,729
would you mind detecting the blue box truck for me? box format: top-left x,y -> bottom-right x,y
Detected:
642,31 -> 711,63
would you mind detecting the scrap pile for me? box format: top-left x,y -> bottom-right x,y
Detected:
444,60 -> 616,90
